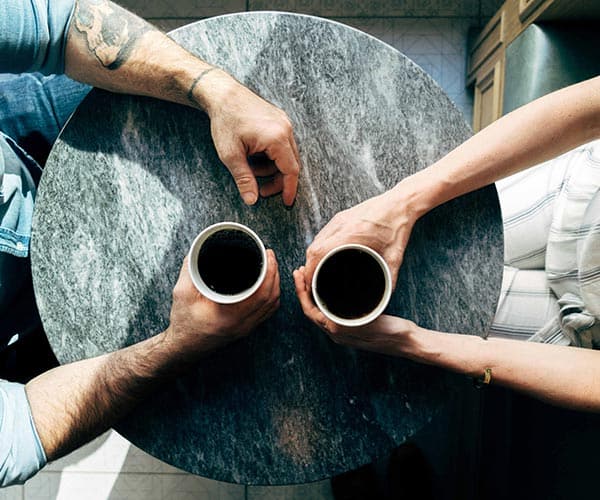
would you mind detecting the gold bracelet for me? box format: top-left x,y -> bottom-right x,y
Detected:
473,367 -> 492,389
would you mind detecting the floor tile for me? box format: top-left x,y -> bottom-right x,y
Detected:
44,430 -> 191,475
249,0 -> 483,17
152,19 -> 203,32
403,33 -> 444,55
440,53 -> 467,94
101,474 -> 162,500
160,475 -> 245,500
481,0 -> 504,18
44,431 -> 127,473
24,472 -> 121,500
441,19 -> 471,55
0,485 -> 22,500
24,472 -> 241,500
119,0 -> 245,18
248,480 -> 334,500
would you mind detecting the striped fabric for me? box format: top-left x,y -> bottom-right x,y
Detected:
489,140 -> 600,348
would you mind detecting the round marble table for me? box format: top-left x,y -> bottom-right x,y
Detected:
31,13 -> 503,485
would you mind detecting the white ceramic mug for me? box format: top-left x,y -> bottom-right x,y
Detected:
312,243 -> 392,327
188,222 -> 267,304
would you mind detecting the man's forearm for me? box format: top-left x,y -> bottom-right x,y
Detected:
400,327 -> 600,412
64,0 -> 229,114
25,331 -> 185,461
387,77 -> 600,220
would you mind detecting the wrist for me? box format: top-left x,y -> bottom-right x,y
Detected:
387,170 -> 444,224
183,66 -> 239,116
383,319 -> 428,360
136,330 -> 193,377
163,323 -> 223,361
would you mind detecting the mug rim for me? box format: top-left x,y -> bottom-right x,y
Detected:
311,243 -> 392,327
188,222 -> 267,304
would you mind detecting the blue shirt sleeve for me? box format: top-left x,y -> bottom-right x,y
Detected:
0,380 -> 47,486
0,0 -> 76,75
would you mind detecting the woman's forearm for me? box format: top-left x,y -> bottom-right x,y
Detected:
389,76 -> 600,220
401,327 -> 600,412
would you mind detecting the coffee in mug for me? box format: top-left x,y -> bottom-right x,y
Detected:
312,244 -> 392,327
188,222 -> 267,304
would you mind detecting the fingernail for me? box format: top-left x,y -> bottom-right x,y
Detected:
243,192 -> 258,205
284,197 -> 296,211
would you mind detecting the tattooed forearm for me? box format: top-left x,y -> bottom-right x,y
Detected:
73,0 -> 153,70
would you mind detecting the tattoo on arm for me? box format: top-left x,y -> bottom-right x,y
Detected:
73,0 -> 153,70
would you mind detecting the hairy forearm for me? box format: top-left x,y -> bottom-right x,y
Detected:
64,0 -> 229,113
388,77 -> 600,219
25,331 -> 186,461
400,327 -> 600,411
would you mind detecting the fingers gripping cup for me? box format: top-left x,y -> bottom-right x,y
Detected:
312,244 -> 392,327
188,222 -> 267,304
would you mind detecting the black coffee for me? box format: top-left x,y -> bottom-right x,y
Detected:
315,248 -> 386,319
197,229 -> 263,295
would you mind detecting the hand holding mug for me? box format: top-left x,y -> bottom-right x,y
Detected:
303,190 -> 417,291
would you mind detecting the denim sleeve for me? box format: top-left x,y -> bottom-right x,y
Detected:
0,381 -> 47,486
0,0 -> 76,75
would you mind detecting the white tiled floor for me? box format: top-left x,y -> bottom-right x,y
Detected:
5,431 -> 333,500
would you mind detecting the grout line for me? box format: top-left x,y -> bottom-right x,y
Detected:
33,470 -> 220,476
145,15 -> 482,21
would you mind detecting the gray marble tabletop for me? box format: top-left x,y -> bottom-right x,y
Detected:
31,13 -> 503,485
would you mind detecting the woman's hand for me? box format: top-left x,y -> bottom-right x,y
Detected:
293,266 -> 417,357
303,185 -> 421,290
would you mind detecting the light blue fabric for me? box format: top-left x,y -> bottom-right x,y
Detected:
0,73 -> 91,260
0,73 -> 91,154
0,135 -> 37,258
0,0 -> 86,487
0,0 -> 75,75
0,381 -> 46,486
0,0 -> 80,260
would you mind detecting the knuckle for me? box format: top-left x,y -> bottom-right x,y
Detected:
306,245 -> 320,261
218,148 -> 238,166
269,124 -> 290,143
172,283 -> 186,301
258,287 -> 273,304
390,248 -> 403,266
280,119 -> 293,136
328,324 -> 342,337
288,160 -> 300,175
235,174 -> 256,190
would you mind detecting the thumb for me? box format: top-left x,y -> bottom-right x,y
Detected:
223,151 -> 259,205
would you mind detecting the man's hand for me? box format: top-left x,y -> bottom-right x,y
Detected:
26,252 -> 279,464
166,250 -> 280,355
65,0 -> 300,207
192,70 -> 301,207
303,189 -> 419,290
293,266 -> 415,357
